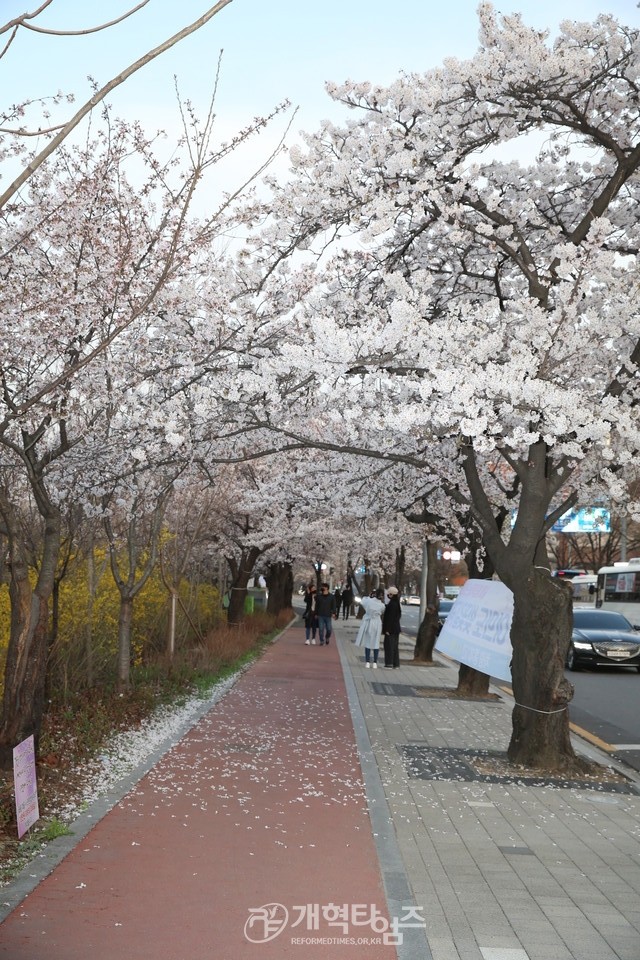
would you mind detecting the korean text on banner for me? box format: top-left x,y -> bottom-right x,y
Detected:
436,579 -> 513,681
13,734 -> 40,839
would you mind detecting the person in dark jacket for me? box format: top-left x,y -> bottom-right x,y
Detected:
341,584 -> 353,620
315,582 -> 337,645
333,586 -> 342,619
303,583 -> 318,644
382,586 -> 402,668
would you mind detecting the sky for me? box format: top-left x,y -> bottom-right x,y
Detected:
3,0 -> 639,201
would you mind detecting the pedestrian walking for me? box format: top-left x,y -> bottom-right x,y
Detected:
303,583 -> 318,644
315,582 -> 337,645
333,586 -> 342,619
382,586 -> 402,668
354,589 -> 385,667
341,584 -> 353,620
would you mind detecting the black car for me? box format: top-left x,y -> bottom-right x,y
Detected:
567,609 -> 640,672
437,598 -> 455,634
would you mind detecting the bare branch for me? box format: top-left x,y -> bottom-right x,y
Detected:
0,0 -> 235,211
12,1 -> 153,37
0,122 -> 66,136
0,2 -> 55,37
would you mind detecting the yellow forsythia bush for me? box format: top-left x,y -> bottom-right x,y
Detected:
51,549 -> 222,692
0,548 -> 223,697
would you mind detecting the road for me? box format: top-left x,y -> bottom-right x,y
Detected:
399,602 -> 640,774
567,668 -> 640,773
398,602 -> 422,635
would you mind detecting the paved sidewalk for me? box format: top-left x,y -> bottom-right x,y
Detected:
0,622 -> 399,959
1,613 -> 640,960
338,617 -> 640,960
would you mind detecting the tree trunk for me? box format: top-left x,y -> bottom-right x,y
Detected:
456,664 -> 492,696
166,590 -> 177,660
227,584 -> 249,624
455,531 -> 495,696
507,569 -> 579,771
0,496 -> 61,769
0,563 -> 49,769
413,606 -> 439,662
363,559 -> 373,598
284,564 -> 293,609
394,545 -> 405,591
266,561 -> 293,615
43,577 -> 61,703
50,579 -> 60,647
458,424 -> 580,771
86,539 -> 96,688
226,546 -> 262,625
105,497 -> 168,690
413,539 -> 439,662
84,536 -> 108,687
347,561 -> 363,619
117,595 -> 134,692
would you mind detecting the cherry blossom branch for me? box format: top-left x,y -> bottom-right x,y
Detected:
459,443 -> 507,567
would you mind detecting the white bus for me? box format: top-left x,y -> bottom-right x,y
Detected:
596,559 -> 640,627
570,574 -> 597,606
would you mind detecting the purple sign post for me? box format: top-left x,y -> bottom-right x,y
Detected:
13,735 -> 40,839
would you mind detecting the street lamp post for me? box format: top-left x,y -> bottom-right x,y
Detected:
441,549 -> 461,596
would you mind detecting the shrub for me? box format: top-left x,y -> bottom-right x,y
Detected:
46,549 -> 223,695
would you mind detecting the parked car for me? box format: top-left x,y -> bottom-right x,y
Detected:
437,598 -> 455,634
567,608 -> 640,672
401,594 -> 420,605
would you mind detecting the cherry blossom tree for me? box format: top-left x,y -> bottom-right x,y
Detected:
243,6 -> 640,770
0,40 -> 289,764
100,463 -> 179,691
0,121 -> 197,761
159,480 -> 230,655
405,466 -> 517,682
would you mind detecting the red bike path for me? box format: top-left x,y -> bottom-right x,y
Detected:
0,624 -> 397,959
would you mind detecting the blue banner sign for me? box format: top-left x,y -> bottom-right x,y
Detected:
551,507 -> 610,534
511,506 -> 611,534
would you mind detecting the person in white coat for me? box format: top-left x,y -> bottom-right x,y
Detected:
354,589 -> 386,668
